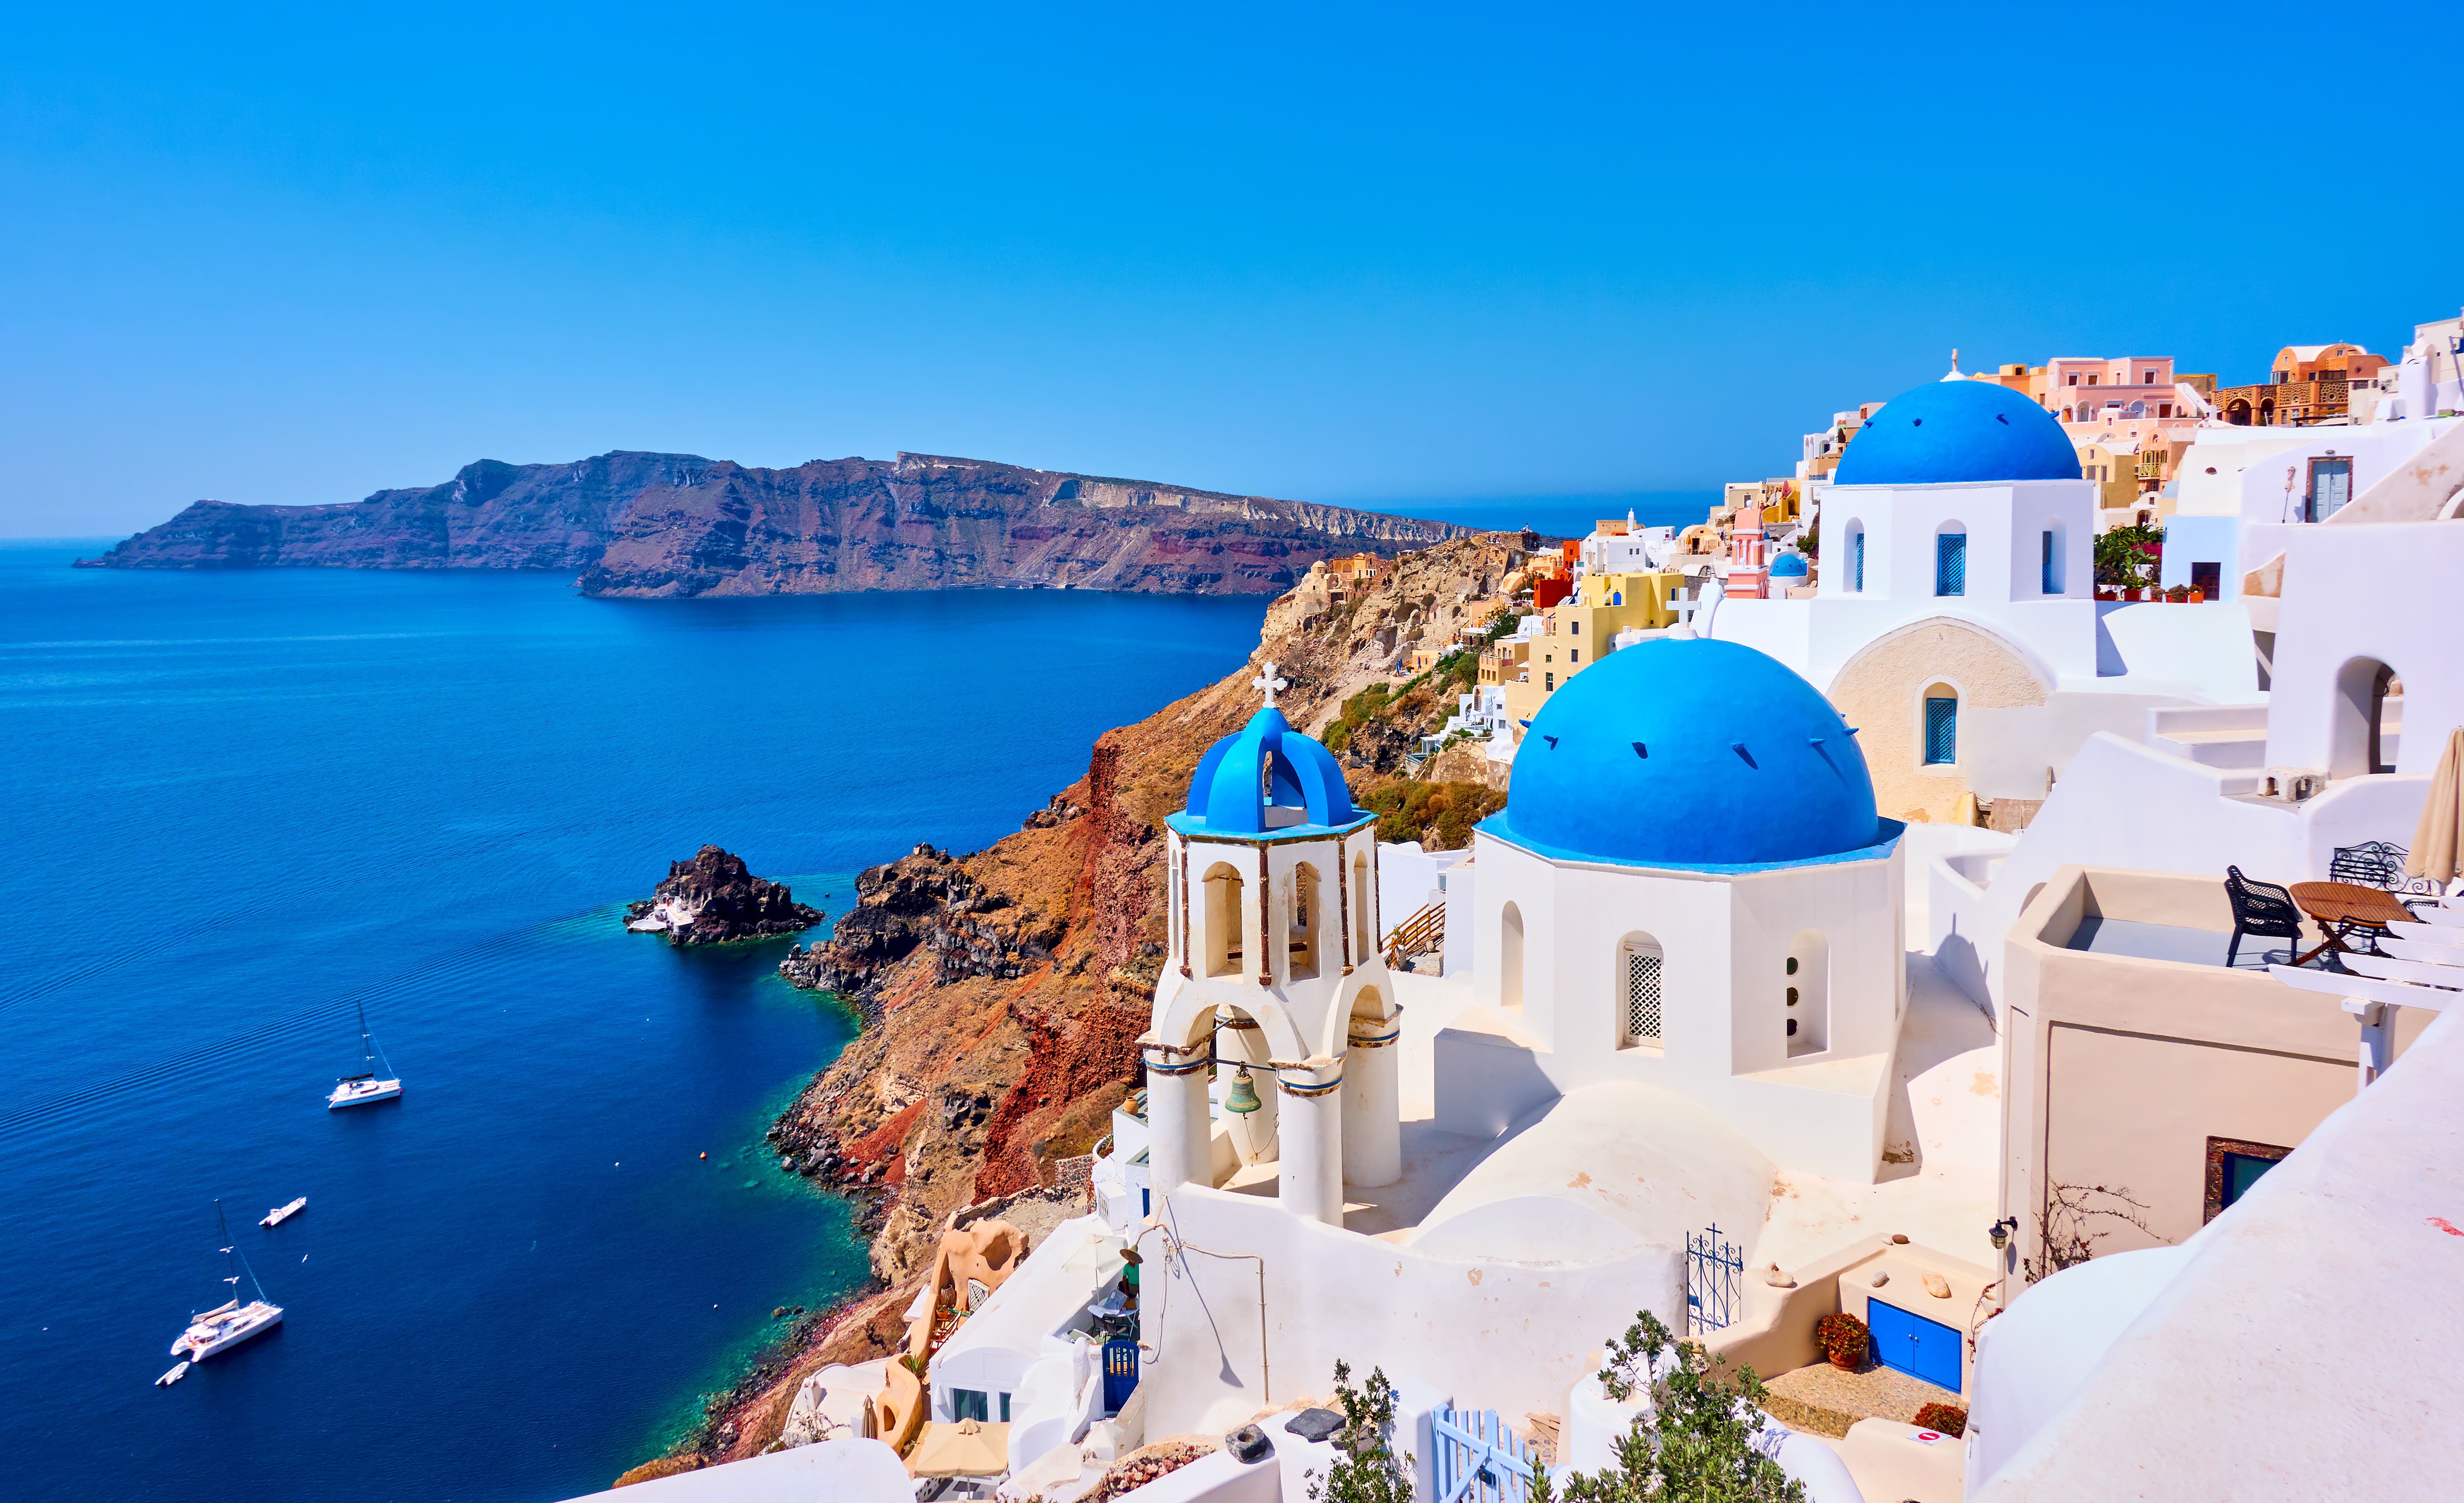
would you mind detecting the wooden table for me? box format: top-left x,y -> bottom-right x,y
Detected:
2289,881 -> 2415,967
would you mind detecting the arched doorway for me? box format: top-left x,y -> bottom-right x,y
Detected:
1203,863 -> 1245,978
2330,657 -> 2402,777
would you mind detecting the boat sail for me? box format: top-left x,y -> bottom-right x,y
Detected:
327,1001 -> 402,1109
169,1200 -> 283,1362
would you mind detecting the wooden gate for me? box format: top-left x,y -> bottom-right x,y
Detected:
1433,1405 -> 1536,1503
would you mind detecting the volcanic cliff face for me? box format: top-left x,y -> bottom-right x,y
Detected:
625,533 -> 1524,1478
77,451 -> 1470,598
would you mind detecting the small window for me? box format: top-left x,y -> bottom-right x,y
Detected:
1853,530 -> 1867,592
952,1389 -> 990,1423
1621,940 -> 1664,1049
1545,672 -> 1555,690
2204,1136 -> 2292,1222
1570,649 -> 1580,664
1935,532 -> 1967,596
1924,695 -> 1958,765
2041,530 -> 2058,594
2191,561 -> 2220,598
2159,403 -> 2172,418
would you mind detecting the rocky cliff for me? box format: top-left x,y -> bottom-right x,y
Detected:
623,532 -> 1520,1478
76,450 -> 1470,599
625,846 -> 822,945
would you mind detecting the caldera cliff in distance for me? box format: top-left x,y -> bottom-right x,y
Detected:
75,450 -> 1471,599
626,846 -> 822,945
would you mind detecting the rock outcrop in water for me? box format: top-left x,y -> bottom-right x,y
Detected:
76,450 -> 1471,599
626,846 -> 820,945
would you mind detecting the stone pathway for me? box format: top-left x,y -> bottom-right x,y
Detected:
1760,1361 -> 1963,1438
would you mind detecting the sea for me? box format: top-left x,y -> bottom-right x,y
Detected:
0,543 -> 1269,1503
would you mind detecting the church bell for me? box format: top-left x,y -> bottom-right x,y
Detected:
1223,1064 -> 1263,1116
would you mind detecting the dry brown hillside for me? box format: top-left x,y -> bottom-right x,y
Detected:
623,531 -> 1527,1480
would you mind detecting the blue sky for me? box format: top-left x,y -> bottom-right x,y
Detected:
5,2 -> 2458,536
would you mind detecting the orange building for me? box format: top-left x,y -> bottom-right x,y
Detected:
2213,344 -> 2389,427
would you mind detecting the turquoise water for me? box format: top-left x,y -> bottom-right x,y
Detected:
0,546 -> 1267,1501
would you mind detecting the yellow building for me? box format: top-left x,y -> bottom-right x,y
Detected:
2075,441 -> 2144,517
1496,570 -> 1684,725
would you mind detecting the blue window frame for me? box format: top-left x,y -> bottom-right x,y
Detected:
2041,530 -> 2058,594
1924,696 -> 1957,764
1853,531 -> 1865,591
1867,1299 -> 1963,1392
1936,532 -> 1967,596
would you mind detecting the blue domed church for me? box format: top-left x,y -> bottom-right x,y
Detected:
1139,664 -> 1400,1228
1459,636 -> 1911,1181
1710,372 -> 2130,830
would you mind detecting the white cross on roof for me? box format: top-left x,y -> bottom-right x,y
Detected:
1252,661 -> 1288,709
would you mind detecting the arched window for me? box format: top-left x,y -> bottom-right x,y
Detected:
1786,932 -> 1830,1057
1934,523 -> 1967,597
1353,851 -> 1372,962
1842,520 -> 1866,593
1289,863 -> 1321,980
1923,682 -> 1959,766
1499,901 -> 1525,1013
2040,521 -> 2065,595
1203,863 -> 1245,978
1618,933 -> 1663,1050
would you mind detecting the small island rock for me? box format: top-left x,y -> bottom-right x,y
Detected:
627,846 -> 821,945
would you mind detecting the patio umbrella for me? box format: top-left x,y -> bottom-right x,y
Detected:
908,1419 -> 1012,1478
2406,727 -> 2464,885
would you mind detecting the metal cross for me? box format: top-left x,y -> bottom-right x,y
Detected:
1252,661 -> 1287,708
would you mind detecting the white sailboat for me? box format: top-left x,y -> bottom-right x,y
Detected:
169,1200 -> 284,1363
327,1001 -> 402,1109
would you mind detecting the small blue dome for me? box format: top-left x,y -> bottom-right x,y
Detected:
1492,639 -> 1883,868
1834,379 -> 2081,486
1771,553 -> 1809,578
1179,706 -> 1363,837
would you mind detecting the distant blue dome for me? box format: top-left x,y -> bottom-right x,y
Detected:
1177,706 -> 1364,837
1489,639 -> 1885,868
1833,379 -> 2081,486
1771,553 -> 1809,578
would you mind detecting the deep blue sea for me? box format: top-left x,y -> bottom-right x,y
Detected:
0,544 -> 1266,1503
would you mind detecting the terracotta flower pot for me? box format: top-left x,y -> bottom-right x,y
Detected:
2124,588 -> 2143,601
2190,588 -> 2206,603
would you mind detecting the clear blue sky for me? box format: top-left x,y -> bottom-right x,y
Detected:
5,2 -> 2458,536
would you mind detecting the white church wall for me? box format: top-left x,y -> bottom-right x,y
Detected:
1136,1186 -> 1681,1443
1460,832 -> 1902,1181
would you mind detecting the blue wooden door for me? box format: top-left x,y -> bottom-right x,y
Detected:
1101,1337 -> 1139,1414
1867,1299 -> 1962,1391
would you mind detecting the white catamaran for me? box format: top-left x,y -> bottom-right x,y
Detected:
169,1200 -> 284,1363
327,1001 -> 402,1109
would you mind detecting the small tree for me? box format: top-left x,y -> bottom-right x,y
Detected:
2025,1181 -> 2161,1282
1534,1311 -> 1806,1503
2093,523 -> 2165,589
1306,1361 -> 1413,1503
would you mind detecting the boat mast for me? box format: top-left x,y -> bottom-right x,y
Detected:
358,1000 -> 375,1071
214,1198 -> 242,1304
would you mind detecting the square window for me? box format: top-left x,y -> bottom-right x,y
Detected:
2204,1135 -> 2292,1222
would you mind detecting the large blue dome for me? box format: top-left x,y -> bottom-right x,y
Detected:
1488,639 -> 1886,868
1833,379 -> 2081,486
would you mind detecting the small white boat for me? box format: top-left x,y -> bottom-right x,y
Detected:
169,1201 -> 284,1363
327,1002 -> 403,1109
156,1360 -> 189,1387
260,1197 -> 307,1228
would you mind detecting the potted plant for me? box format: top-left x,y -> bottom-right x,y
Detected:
1912,1402 -> 1968,1437
2189,587 -> 2205,603
1815,1311 -> 1868,1370
2123,586 -> 2142,601
2166,584 -> 2191,603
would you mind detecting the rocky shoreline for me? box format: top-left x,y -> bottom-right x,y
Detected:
615,537 -> 1525,1484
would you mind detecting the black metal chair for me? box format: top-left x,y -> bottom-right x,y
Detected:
2331,840 -> 2439,898
2224,865 -> 2304,968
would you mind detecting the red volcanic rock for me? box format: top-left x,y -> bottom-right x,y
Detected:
78,451 -> 1470,599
